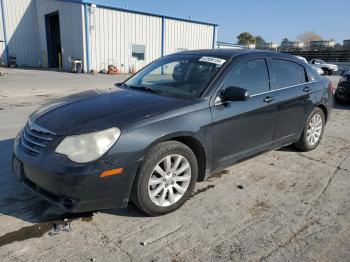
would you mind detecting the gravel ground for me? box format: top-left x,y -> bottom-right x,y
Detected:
0,68 -> 349,262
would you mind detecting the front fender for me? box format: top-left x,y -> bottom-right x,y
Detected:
103,107 -> 213,168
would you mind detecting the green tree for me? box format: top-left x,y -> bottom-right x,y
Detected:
281,38 -> 289,44
255,36 -> 265,48
237,32 -> 255,45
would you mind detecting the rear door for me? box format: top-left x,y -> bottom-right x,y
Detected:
270,58 -> 311,144
210,57 -> 278,170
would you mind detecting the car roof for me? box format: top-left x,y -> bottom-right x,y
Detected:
174,49 -> 300,61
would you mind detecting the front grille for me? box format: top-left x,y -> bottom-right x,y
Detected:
21,121 -> 55,156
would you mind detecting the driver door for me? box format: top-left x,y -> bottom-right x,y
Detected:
210,58 -> 278,170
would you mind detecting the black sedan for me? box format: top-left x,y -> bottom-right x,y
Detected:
335,72 -> 350,104
13,50 -> 333,216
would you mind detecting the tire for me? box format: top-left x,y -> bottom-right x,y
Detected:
131,141 -> 198,216
334,93 -> 345,104
322,68 -> 331,76
293,108 -> 325,152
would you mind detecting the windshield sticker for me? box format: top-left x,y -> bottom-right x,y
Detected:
199,57 -> 226,65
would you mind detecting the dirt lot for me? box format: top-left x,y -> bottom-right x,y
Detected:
0,68 -> 349,262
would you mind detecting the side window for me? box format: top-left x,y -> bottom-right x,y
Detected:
224,59 -> 270,95
272,59 -> 306,88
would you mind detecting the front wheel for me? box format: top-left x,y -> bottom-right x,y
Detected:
294,108 -> 325,151
131,141 -> 198,216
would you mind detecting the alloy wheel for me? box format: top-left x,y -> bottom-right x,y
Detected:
307,113 -> 323,146
148,154 -> 191,207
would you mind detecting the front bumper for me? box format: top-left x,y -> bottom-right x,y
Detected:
13,138 -> 141,212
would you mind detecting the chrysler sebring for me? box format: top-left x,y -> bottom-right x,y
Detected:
13,50 -> 333,216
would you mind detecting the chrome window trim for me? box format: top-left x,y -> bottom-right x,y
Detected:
249,80 -> 318,97
214,80 -> 318,104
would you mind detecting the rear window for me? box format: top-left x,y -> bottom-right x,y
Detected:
272,59 -> 306,88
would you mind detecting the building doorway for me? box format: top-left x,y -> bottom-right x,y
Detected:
45,12 -> 62,68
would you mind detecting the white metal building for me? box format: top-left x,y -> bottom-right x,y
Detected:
0,0 -> 217,73
216,41 -> 246,50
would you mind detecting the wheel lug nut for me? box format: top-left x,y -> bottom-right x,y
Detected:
173,174 -> 176,177
165,184 -> 168,187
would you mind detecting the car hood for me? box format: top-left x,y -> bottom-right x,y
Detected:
30,87 -> 195,135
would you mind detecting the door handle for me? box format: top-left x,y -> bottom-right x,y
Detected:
263,96 -> 276,103
303,86 -> 312,93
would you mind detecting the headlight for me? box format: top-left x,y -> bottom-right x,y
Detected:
55,127 -> 121,163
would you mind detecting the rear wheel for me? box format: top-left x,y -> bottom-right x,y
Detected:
131,141 -> 198,216
322,68 -> 331,76
294,108 -> 325,151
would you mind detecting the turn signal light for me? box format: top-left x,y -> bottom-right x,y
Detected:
100,168 -> 124,177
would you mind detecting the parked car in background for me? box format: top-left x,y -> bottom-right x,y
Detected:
295,56 -> 324,75
310,59 -> 338,75
335,72 -> 350,104
13,50 -> 333,216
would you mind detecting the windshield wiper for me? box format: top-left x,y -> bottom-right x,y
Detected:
128,85 -> 162,95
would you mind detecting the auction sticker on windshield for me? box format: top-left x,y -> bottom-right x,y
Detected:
199,56 -> 226,65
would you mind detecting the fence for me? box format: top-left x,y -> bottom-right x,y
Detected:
283,50 -> 350,62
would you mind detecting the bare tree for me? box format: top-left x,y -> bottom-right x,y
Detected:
296,31 -> 323,48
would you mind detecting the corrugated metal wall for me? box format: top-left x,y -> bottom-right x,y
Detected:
0,1 -> 6,65
1,1 -> 215,72
164,19 -> 214,55
0,0 -> 83,69
89,7 -> 215,73
1,0 -> 40,67
90,7 -> 162,73
35,0 -> 84,70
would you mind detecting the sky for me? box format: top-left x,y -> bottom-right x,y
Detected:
88,0 -> 350,44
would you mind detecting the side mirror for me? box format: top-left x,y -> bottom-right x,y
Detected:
220,86 -> 250,102
115,82 -> 124,87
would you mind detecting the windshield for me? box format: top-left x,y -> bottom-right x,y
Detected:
125,54 -> 228,98
318,59 -> 326,64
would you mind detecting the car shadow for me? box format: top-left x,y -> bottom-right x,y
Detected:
0,138 -> 146,225
277,145 -> 299,152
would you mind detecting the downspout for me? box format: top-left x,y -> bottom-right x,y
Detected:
0,0 -> 9,64
84,4 -> 91,73
212,25 -> 217,49
161,16 -> 165,57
